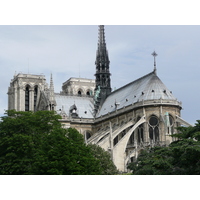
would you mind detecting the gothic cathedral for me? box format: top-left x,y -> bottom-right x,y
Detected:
7,25 -> 191,172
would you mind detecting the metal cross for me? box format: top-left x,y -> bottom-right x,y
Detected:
151,51 -> 158,72
152,51 -> 158,62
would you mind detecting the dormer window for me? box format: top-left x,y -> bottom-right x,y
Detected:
70,104 -> 79,118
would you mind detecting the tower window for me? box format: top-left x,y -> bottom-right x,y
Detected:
25,86 -> 30,111
34,86 -> 38,111
78,90 -> 82,96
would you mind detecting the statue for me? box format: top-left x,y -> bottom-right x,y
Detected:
94,86 -> 101,101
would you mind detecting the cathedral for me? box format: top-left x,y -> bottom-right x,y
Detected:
7,25 -> 191,172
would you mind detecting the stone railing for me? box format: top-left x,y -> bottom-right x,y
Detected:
95,98 -> 182,122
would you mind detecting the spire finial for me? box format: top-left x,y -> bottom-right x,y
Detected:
151,51 -> 158,74
98,25 -> 106,50
50,73 -> 54,91
49,73 -> 56,110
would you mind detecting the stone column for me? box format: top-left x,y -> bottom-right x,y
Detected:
18,87 -> 25,111
22,88 -> 26,111
14,87 -> 18,111
29,88 -> 34,111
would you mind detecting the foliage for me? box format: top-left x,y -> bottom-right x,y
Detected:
88,144 -> 119,175
128,120 -> 200,175
0,110 -> 105,175
30,127 -> 102,175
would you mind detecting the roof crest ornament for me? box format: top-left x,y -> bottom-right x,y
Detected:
151,51 -> 158,75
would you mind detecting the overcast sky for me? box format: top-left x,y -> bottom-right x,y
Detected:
0,25 -> 200,125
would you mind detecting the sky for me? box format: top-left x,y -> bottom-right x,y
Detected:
0,25 -> 200,125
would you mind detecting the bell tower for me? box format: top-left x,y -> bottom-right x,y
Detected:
94,25 -> 111,114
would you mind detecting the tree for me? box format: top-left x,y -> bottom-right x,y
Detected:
128,120 -> 200,175
31,127 -> 102,175
0,110 -> 102,175
0,110 -> 61,175
88,144 -> 119,175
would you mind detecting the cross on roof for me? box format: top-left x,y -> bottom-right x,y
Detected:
151,51 -> 158,74
152,51 -> 158,58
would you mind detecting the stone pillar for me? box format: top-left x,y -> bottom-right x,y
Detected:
7,88 -> 14,110
144,121 -> 148,144
29,89 -> 34,111
14,87 -> 18,111
21,88 -> 25,111
17,87 -> 20,111
18,87 -> 25,111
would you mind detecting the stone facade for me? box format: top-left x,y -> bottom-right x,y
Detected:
89,99 -> 183,171
8,73 -> 47,112
61,77 -> 95,97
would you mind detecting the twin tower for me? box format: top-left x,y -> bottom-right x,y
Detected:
7,25 -> 111,115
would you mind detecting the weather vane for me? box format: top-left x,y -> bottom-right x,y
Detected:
151,51 -> 158,73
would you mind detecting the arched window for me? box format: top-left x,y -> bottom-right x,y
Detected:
136,116 -> 144,144
168,115 -> 174,135
34,86 -> 38,111
86,91 -> 90,96
137,124 -> 144,144
78,89 -> 82,96
85,131 -> 91,140
25,85 -> 30,111
149,115 -> 159,142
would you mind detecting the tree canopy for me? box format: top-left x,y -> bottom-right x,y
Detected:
128,120 -> 200,175
0,110 -> 117,175
88,144 -> 119,175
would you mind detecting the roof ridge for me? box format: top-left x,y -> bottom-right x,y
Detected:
110,71 -> 155,96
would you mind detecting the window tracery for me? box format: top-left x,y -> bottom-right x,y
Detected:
149,115 -> 159,142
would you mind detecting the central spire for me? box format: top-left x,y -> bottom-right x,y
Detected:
94,25 -> 111,115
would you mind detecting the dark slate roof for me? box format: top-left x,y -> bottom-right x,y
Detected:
55,95 -> 94,118
97,71 -> 177,117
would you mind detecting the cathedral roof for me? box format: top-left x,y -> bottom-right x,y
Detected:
55,94 -> 94,119
96,71 -> 178,117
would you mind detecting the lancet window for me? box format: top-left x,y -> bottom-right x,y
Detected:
137,124 -> 144,144
34,86 -> 38,111
25,85 -> 30,111
167,114 -> 174,135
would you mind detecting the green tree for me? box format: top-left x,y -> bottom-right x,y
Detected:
88,144 -> 119,175
128,120 -> 200,175
0,110 -> 102,175
31,127 -> 102,175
